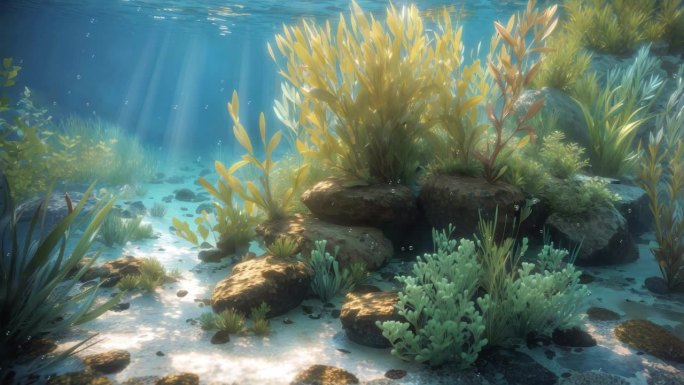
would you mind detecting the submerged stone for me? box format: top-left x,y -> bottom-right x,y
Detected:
211,256 -> 312,317
586,307 -> 621,321
83,349 -> 131,374
290,365 -> 359,385
339,291 -> 401,348
155,373 -> 199,385
614,319 -> 684,363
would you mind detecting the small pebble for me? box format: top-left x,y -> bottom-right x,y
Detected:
156,351 -> 165,356
177,290 -> 188,298
283,318 -> 294,325
308,314 -> 321,320
336,348 -> 351,354
385,370 -> 407,380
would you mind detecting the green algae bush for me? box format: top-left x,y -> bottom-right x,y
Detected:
532,28 -> 592,92
304,240 -> 366,303
0,178 -> 122,374
378,215 -> 589,367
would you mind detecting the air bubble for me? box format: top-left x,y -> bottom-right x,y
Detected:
85,32 -> 90,38
408,245 -> 414,251
204,105 -> 209,110
76,74 -> 81,80
173,104 -> 178,110
124,99 -> 129,105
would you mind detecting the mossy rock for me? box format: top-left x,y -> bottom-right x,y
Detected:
587,307 -> 621,321
290,365 -> 359,385
47,372 -> 112,385
83,349 -> 130,374
155,373 -> 199,385
614,319 -> 684,363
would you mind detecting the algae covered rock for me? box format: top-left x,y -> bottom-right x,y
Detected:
155,373 -> 199,385
301,177 -> 417,228
257,215 -> 393,271
614,319 -> 684,363
419,175 -> 526,238
47,372 -> 112,385
607,183 -> 651,235
80,255 -> 144,287
339,291 -> 401,348
83,349 -> 131,374
290,365 -> 359,385
545,205 -> 638,266
211,256 -> 312,317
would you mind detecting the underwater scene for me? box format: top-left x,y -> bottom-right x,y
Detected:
1,0 -> 684,384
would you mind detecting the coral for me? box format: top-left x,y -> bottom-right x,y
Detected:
0,178 -> 121,374
614,319 -> 684,363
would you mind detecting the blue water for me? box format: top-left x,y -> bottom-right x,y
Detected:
0,0 -> 530,155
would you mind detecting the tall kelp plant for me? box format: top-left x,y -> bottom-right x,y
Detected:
477,0 -> 557,181
270,1 -> 441,185
0,177 -> 120,377
638,70 -> 684,291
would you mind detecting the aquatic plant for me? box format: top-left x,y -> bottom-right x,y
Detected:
304,240 -> 361,303
532,28 -> 592,92
250,302 -> 271,336
99,214 -> 154,247
173,162 -> 256,251
0,178 -> 121,374
116,274 -> 140,292
545,177 -> 619,219
0,82 -> 158,202
115,258 -> 171,293
224,91 -> 309,220
266,236 -> 299,258
574,45 -> 663,177
215,308 -> 245,334
149,203 -> 167,218
199,312 -> 218,331
638,125 -> 684,290
538,131 -> 589,180
478,0 -> 558,182
378,215 -> 588,367
271,1 -> 439,185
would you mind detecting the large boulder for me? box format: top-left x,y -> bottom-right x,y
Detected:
606,183 -> 651,236
419,175 -> 527,238
339,291 -> 401,348
301,178 -> 417,228
545,205 -> 638,266
256,215 -> 393,271
211,256 -> 312,317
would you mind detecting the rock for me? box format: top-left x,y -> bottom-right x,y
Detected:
111,302 -> 130,312
384,370 -> 407,380
83,349 -> 131,374
155,373 -> 199,385
176,290 -> 188,298
558,371 -> 630,385
257,215 -> 393,271
614,319 -> 684,363
476,348 -> 558,385
587,307 -> 621,321
211,256 -> 312,317
122,376 -> 161,385
174,189 -> 196,202
210,330 -> 230,345
197,248 -> 230,263
339,291 -> 401,348
607,183 -> 651,235
127,201 -> 147,216
47,371 -> 112,385
195,203 -> 214,214
644,276 -> 670,295
81,255 -> 144,287
545,204 -> 638,266
419,175 -> 527,239
290,365 -> 359,385
15,337 -> 57,360
552,327 -> 597,347
17,191 -> 98,230
301,177 -> 417,229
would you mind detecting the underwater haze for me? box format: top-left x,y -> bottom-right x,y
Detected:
0,0 -> 525,154
2,0 -> 684,384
